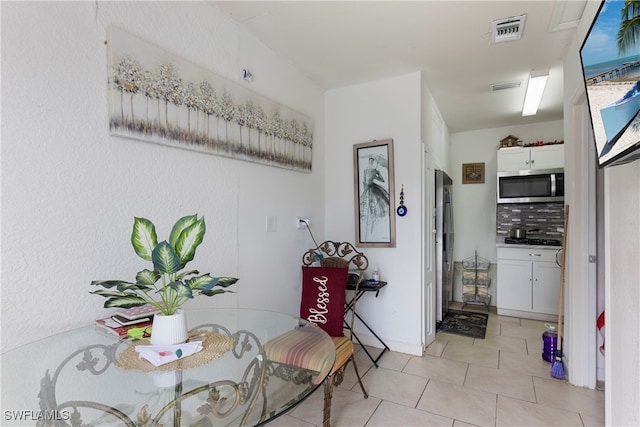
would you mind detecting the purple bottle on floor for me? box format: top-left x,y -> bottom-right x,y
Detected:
542,324 -> 558,363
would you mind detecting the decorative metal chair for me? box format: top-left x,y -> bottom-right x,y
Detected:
301,240 -> 369,427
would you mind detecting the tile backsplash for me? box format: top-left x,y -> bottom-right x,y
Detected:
496,203 -> 565,239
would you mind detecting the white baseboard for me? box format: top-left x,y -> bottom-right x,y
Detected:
350,331 -> 423,357
497,308 -> 558,322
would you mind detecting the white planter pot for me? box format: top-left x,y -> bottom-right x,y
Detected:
150,309 -> 188,345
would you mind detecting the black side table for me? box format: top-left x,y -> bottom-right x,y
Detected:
344,281 -> 390,367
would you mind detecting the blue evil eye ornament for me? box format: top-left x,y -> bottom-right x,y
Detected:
397,185 -> 407,217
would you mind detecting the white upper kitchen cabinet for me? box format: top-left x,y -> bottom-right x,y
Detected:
497,144 -> 564,171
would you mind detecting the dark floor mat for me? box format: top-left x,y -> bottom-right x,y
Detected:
436,309 -> 488,339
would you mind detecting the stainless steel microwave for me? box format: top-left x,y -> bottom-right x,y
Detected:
497,169 -> 564,204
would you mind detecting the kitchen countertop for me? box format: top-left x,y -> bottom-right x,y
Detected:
496,243 -> 563,250
496,237 -> 563,250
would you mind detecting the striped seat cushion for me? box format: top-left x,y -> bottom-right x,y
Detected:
264,326 -> 337,383
330,336 -> 354,376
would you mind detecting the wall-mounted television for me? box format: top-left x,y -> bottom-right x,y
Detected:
580,0 -> 640,167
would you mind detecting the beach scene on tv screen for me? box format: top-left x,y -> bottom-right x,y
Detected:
581,0 -> 640,165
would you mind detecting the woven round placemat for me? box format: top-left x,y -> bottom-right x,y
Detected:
117,330 -> 235,372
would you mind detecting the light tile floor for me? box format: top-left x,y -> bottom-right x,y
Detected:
271,303 -> 605,426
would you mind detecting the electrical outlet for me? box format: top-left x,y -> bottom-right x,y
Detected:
297,217 -> 310,229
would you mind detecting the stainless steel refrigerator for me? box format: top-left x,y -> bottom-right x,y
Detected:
435,170 -> 454,322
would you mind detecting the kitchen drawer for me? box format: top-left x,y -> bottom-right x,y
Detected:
497,247 -> 560,263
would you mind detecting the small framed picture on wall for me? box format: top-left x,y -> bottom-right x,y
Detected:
462,162 -> 485,184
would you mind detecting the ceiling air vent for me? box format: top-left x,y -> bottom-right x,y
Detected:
490,81 -> 522,91
491,14 -> 526,44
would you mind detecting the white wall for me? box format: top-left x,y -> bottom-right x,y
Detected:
420,77 -> 450,172
325,72 -> 424,355
562,0 -> 601,390
1,2 -> 325,352
604,164 -> 640,426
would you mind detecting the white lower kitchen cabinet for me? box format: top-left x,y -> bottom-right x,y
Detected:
497,247 -> 561,321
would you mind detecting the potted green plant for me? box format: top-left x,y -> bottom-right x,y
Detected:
90,214 -> 238,344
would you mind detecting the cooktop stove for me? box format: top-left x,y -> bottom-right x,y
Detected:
504,237 -> 562,246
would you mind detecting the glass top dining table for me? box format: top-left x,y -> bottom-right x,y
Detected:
1,308 -> 335,426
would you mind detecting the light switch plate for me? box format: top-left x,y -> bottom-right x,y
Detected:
266,215 -> 277,232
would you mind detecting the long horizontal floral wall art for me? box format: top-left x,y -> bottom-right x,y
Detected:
106,26 -> 314,173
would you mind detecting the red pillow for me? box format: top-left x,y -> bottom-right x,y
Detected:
300,266 -> 348,337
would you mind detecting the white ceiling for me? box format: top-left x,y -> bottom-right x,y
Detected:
211,1 -> 588,133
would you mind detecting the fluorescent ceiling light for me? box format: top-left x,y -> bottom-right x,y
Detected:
522,72 -> 548,116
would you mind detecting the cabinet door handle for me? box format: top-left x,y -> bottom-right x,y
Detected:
525,160 -> 530,164
529,253 -> 542,257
